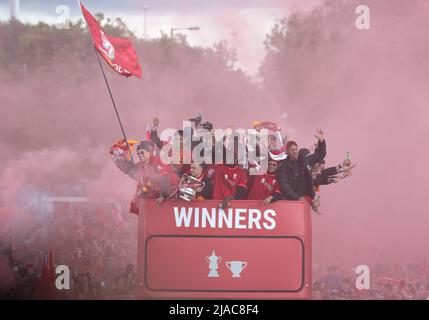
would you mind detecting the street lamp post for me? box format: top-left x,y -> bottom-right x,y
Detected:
10,0 -> 20,21
170,26 -> 200,39
143,6 -> 149,39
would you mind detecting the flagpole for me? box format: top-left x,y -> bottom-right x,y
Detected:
78,0 -> 135,162
92,49 -> 135,162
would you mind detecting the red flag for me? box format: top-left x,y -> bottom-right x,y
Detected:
36,250 -> 57,299
146,125 -> 151,141
79,2 -> 142,78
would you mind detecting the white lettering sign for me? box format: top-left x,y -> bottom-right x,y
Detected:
173,207 -> 277,230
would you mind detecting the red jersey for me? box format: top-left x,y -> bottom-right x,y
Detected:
247,172 -> 281,200
211,165 -> 247,200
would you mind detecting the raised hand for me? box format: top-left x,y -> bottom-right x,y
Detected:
341,171 -> 352,179
314,128 -> 324,141
311,196 -> 320,212
262,196 -> 273,205
342,158 -> 351,167
153,116 -> 160,128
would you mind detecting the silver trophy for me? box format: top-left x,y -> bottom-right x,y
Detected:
206,250 -> 222,277
178,174 -> 206,201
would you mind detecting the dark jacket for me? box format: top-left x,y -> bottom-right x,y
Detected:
200,176 -> 213,199
314,166 -> 338,187
277,140 -> 326,200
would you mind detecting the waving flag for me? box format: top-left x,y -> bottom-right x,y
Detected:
79,2 -> 142,78
36,250 -> 57,299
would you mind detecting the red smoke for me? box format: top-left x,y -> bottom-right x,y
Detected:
260,0 -> 429,269
1,0 -> 428,276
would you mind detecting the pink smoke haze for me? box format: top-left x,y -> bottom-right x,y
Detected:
272,0 -> 429,269
0,0 -> 428,293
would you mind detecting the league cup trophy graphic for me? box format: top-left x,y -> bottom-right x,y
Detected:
178,174 -> 206,201
205,250 -> 222,277
226,261 -> 247,277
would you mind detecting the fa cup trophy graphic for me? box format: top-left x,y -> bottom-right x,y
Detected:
205,250 -> 222,277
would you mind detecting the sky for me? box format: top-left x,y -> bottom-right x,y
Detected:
0,0 -> 321,74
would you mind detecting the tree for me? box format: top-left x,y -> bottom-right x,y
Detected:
0,15 -> 273,177
259,0 -> 357,122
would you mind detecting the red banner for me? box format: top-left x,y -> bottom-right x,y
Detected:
80,2 -> 142,78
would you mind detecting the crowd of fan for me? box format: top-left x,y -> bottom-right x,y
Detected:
5,114 -> 402,300
0,203 -> 138,299
312,262 -> 429,300
1,198 -> 428,300
110,114 -> 355,214
2,214 -> 429,300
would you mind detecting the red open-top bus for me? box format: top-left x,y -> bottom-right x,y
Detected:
136,199 -> 312,299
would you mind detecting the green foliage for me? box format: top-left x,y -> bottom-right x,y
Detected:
0,15 -> 237,78
0,15 -> 270,157
259,0 -> 357,120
